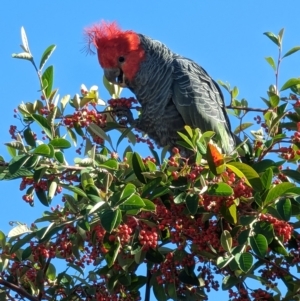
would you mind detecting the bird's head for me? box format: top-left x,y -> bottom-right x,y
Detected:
84,21 -> 145,87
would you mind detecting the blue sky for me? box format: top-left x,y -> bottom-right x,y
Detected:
1,1 -> 300,299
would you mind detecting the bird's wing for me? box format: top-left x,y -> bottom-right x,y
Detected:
171,57 -> 234,153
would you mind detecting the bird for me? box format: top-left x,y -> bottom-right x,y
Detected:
84,21 -> 236,155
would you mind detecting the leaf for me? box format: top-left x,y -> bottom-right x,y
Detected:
88,123 -> 110,142
8,155 -> 30,175
67,127 -> 77,147
263,31 -> 280,46
33,144 -> 52,157
132,152 -> 146,184
24,127 -> 36,147
36,189 -> 49,207
8,224 -> 32,238
49,138 -> 71,149
206,183 -> 233,197
99,208 -> 122,233
283,46 -> 300,58
227,162 -> 263,191
264,182 -> 295,205
177,131 -> 195,150
31,113 -> 53,139
207,143 -> 225,175
235,253 -> 253,273
105,239 -> 121,268
250,234 -> 268,258
185,194 -> 198,215
222,275 -> 239,291
221,230 -> 232,253
10,232 -> 35,254
39,45 -> 56,70
280,78 -> 300,91
276,198 -> 291,221
233,122 -> 253,134
21,26 -> 30,53
60,184 -> 87,197
119,195 -> 145,211
42,66 -> 54,98
261,168 -> 273,189
12,52 -> 33,60
281,169 -> 300,184
48,177 -> 59,202
265,56 -> 276,71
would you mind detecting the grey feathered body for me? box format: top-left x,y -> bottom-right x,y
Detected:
126,34 -> 235,153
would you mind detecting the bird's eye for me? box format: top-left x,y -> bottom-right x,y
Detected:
118,56 -> 125,63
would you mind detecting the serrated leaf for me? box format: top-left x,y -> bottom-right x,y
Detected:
250,234 -> 268,258
221,230 -> 232,253
265,56 -> 276,71
280,78 -> 300,91
39,44 -> 56,70
31,113 -> 53,139
283,46 -> 300,58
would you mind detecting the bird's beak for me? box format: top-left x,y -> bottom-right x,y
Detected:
104,68 -> 127,87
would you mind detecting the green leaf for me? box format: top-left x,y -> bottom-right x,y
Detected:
206,183 -> 233,197
32,144 -> 52,157
0,231 -> 6,249
269,237 -> 288,256
250,234 -> 268,258
42,65 -> 54,98
39,45 -> 56,70
177,131 -> 195,150
99,208 -> 121,233
36,189 -> 49,206
235,253 -> 253,273
105,239 -> 121,268
119,195 -> 145,211
153,281 -> 168,301
132,152 -> 146,184
281,169 -> 300,184
227,162 -> 263,191
221,230 -> 232,253
142,199 -> 156,211
55,151 -> 65,163
185,194 -> 198,215
261,168 -> 273,189
10,232 -> 36,254
265,56 -> 276,71
49,138 -> 71,149
263,31 -> 280,46
264,182 -> 295,206
46,263 -> 56,281
252,159 -> 276,174
31,113 -> 53,139
24,127 -> 36,147
233,122 -> 253,134
67,127 -> 77,147
60,184 -> 87,197
174,192 -> 186,204
222,275 -> 239,290
283,46 -> 300,58
48,177 -> 59,202
276,198 -> 291,221
280,78 -> 300,91
8,155 -> 30,175
88,123 -> 110,142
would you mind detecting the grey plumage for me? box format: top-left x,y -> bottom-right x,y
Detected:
125,34 -> 235,154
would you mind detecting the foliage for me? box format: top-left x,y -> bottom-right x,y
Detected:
1,27 -> 300,301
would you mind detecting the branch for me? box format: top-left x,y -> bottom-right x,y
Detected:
226,105 -> 271,113
0,278 -> 39,301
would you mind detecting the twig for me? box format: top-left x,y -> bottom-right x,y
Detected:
226,105 -> 270,113
0,278 -> 39,301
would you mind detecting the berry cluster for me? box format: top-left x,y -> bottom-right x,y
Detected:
63,107 -> 107,129
107,97 -> 138,109
259,214 -> 293,243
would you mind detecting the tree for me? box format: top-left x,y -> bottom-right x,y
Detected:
0,27 -> 300,301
